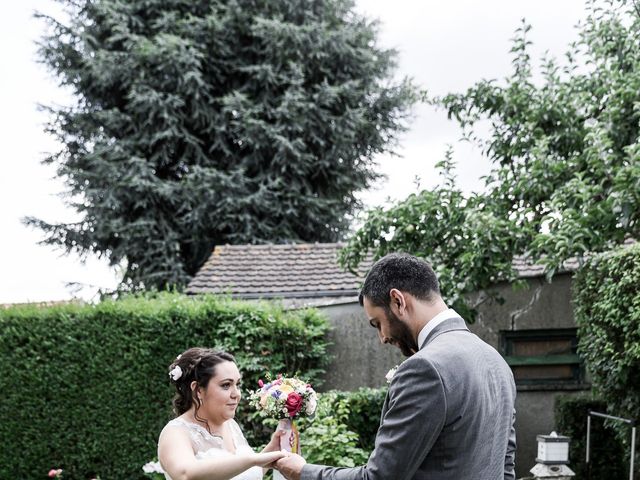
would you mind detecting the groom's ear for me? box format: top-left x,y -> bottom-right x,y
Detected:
389,288 -> 407,316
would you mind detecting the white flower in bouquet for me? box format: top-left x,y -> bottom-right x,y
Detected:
305,392 -> 318,416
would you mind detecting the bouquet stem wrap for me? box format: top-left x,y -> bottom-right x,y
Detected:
278,418 -> 300,454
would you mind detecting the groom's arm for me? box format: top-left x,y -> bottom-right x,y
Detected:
504,408 -> 517,480
299,357 -> 446,480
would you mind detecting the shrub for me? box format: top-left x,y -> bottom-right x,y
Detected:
555,395 -> 626,479
250,387 -> 386,471
298,389 -> 386,468
0,293 -> 330,479
328,388 -> 387,452
259,387 -> 386,469
300,391 -> 369,467
572,242 -> 640,463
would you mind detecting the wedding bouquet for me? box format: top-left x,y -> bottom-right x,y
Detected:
250,374 -> 318,420
250,374 -> 318,470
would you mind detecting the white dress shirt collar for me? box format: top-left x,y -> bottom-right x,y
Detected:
417,308 -> 462,349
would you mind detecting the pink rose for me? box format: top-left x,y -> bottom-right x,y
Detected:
285,392 -> 303,417
48,469 -> 62,478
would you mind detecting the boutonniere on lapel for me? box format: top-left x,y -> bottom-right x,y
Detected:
385,365 -> 399,384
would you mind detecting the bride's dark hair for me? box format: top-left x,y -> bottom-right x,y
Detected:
168,347 -> 235,426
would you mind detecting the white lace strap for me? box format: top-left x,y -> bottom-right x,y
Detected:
167,418 -> 224,451
227,419 -> 251,449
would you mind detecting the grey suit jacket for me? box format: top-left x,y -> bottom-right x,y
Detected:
301,317 -> 517,480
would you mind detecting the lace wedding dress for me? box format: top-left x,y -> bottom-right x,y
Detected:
161,417 -> 263,480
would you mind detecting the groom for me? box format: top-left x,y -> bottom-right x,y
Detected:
276,253 -> 517,480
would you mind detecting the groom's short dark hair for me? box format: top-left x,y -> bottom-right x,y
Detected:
359,253 -> 440,309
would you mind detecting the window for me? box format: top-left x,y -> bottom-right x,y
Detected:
500,329 -> 585,389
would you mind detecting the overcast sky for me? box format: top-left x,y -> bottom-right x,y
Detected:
0,0 -> 586,304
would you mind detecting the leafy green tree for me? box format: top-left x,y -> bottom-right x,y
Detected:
28,0 -> 415,290
342,0 -> 640,311
340,152 -> 529,317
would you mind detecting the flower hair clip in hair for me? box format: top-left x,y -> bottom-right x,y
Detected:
169,365 -> 183,381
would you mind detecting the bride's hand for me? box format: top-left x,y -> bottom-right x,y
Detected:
253,450 -> 286,468
262,429 -> 286,453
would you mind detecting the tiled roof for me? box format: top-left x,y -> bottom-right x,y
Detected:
186,243 -> 369,299
511,256 -> 581,279
186,243 -> 589,300
513,238 -> 636,278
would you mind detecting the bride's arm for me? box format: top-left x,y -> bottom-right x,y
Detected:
260,429 -> 286,474
261,429 -> 285,453
158,426 -> 285,480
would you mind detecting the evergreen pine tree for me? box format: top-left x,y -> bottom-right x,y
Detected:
28,0 -> 414,289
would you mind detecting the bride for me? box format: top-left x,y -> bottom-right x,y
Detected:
158,348 -> 285,480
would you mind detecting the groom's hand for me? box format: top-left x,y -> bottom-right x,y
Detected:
275,452 -> 306,480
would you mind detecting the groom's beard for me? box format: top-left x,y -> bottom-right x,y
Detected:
386,309 -> 418,357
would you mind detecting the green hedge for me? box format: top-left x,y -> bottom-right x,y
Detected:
555,395 -> 626,479
0,293 -> 330,479
573,243 -> 640,450
329,387 -> 387,452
